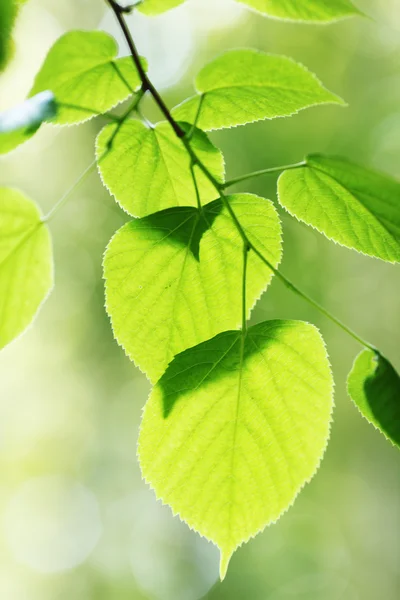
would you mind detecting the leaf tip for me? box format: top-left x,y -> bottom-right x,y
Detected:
219,549 -> 232,581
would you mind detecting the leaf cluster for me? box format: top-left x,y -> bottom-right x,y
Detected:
0,0 -> 399,579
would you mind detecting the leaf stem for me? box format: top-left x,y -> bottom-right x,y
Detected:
106,0 -> 376,353
242,242 -> 249,333
190,161 -> 202,211
222,161 -> 306,189
42,159 -> 98,223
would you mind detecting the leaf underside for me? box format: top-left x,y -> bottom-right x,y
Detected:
278,154 -> 400,263
104,194 -> 282,383
0,91 -> 57,155
97,120 -> 224,217
29,30 -> 145,125
0,188 -> 53,349
138,320 -> 334,578
348,350 -> 400,448
235,0 -> 362,22
172,49 -> 344,131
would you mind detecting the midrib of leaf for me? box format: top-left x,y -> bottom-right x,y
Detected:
248,334 -> 298,483
162,213 -> 199,369
226,329 -> 247,563
110,60 -> 135,94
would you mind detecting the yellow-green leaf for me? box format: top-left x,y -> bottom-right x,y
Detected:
97,120 -> 224,217
29,30 -> 145,125
104,194 -> 282,382
278,155 -> 400,263
0,188 -> 53,349
172,50 -> 343,131
138,320 -> 333,578
348,350 -> 400,449
235,0 -> 362,23
138,0 -> 186,15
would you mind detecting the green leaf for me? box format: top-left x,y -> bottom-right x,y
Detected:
0,0 -> 19,71
0,91 -> 57,155
29,30 -> 145,125
278,155 -> 400,263
137,0 -> 186,15
172,50 -> 343,131
104,194 -> 282,382
235,0 -> 362,23
348,350 -> 400,449
0,188 -> 53,349
138,320 -> 333,578
97,120 -> 224,217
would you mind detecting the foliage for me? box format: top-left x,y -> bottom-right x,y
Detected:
0,0 -> 399,580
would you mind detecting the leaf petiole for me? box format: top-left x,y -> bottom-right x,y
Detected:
222,161 -> 306,189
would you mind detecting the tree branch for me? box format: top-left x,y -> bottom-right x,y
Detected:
107,0 -> 185,138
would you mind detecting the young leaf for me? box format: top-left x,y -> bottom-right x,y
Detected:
348,350 -> 400,449
0,91 -> 57,155
29,30 -> 146,125
97,120 -> 224,217
104,194 -> 282,382
172,50 -> 343,131
0,188 -> 53,349
278,155 -> 400,263
138,320 -> 333,578
235,0 -> 362,23
137,0 -> 186,15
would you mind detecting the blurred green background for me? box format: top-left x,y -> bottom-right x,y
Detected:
0,0 -> 399,598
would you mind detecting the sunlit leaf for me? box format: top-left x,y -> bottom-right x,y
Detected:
29,30 -> 146,125
348,349 -> 400,449
104,194 -> 282,382
138,0 -> 186,15
0,188 -> 53,349
235,0 -> 362,23
278,154 -> 400,263
138,320 -> 333,578
172,50 -> 343,131
0,91 -> 57,155
97,120 -> 224,217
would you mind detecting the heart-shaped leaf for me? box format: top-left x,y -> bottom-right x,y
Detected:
104,194 -> 282,382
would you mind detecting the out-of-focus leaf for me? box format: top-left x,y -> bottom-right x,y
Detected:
235,0 -> 362,23
138,0 -> 186,15
0,188 -> 53,349
0,91 -> 57,155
